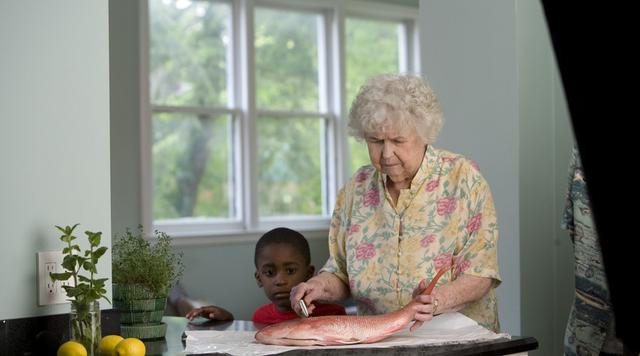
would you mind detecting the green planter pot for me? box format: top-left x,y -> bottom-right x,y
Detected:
120,322 -> 168,340
119,309 -> 164,324
113,283 -> 169,339
113,284 -> 159,300
114,297 -> 167,312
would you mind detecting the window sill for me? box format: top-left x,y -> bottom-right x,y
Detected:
155,218 -> 331,246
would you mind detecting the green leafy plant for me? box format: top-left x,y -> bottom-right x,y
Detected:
50,223 -> 110,354
112,225 -> 184,297
50,224 -> 110,304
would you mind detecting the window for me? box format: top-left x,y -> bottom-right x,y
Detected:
144,0 -> 420,237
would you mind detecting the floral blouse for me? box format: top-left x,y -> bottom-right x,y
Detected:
321,145 -> 501,332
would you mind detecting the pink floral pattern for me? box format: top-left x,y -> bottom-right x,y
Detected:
436,197 -> 456,216
420,234 -> 436,247
466,214 -> 482,234
425,179 -> 439,192
348,224 -> 361,235
434,253 -> 453,270
453,257 -> 472,277
355,243 -> 376,261
363,188 -> 380,208
356,171 -> 369,182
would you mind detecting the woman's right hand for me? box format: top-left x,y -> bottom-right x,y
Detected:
185,305 -> 234,321
290,277 -> 325,317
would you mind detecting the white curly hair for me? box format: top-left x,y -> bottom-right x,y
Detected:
348,74 -> 444,144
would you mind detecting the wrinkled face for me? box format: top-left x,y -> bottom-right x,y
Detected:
365,127 -> 426,187
255,244 -> 314,311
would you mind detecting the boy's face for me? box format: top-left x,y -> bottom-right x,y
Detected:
254,243 -> 314,311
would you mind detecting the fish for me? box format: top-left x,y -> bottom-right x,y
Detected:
254,268 -> 448,346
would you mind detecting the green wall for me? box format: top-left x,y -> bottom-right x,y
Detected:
0,1 -> 111,319
517,0 -> 575,352
420,0 -> 521,334
420,0 -> 574,353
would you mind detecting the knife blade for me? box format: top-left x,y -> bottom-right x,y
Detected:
298,299 -> 309,318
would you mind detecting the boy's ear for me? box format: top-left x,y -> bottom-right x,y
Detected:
254,271 -> 263,288
306,265 -> 315,279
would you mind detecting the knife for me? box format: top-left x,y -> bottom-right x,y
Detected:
298,299 -> 309,318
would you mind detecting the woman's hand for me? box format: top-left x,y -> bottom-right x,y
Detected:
290,272 -> 351,317
185,305 -> 234,322
290,277 -> 325,317
410,279 -> 438,332
409,274 -> 493,332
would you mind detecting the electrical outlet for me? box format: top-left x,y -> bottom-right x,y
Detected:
37,251 -> 73,306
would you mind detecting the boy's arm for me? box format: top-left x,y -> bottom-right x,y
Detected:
185,305 -> 234,321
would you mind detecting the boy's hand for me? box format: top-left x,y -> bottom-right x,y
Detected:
185,305 -> 234,322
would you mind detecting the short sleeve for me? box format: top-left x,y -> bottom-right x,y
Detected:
454,162 -> 501,285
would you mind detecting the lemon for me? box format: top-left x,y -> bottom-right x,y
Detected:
114,338 -> 146,356
99,335 -> 124,356
57,341 -> 87,356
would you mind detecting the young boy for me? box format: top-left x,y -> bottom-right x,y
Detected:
186,227 -> 346,325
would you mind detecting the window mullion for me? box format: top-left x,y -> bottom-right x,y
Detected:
399,20 -> 420,74
238,0 -> 259,230
139,0 -> 153,232
332,4 -> 348,194
409,19 -> 421,74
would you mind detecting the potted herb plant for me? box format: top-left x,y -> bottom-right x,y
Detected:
111,226 -> 184,339
50,224 -> 110,356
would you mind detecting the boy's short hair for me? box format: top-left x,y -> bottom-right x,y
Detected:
254,227 -> 311,267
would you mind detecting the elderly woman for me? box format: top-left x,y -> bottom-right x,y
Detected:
290,73 -> 501,332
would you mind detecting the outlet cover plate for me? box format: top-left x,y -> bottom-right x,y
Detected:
37,251 -> 73,306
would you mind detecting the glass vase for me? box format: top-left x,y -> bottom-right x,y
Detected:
70,301 -> 101,355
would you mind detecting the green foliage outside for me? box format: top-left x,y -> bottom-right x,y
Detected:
346,18 -> 401,176
150,1 -> 403,220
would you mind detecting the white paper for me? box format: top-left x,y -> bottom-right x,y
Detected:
184,312 -> 510,355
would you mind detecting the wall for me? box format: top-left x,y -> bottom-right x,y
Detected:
420,0 -> 520,335
109,0 -> 143,236
517,0 -> 575,352
0,2 -> 111,319
420,0 -> 574,354
175,234 -> 331,320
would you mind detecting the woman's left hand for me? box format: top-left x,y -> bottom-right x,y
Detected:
410,279 -> 438,332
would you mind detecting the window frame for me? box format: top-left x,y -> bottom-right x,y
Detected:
140,0 -> 420,240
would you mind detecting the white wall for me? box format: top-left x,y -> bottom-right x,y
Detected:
420,0 -> 574,354
0,2 -> 111,319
